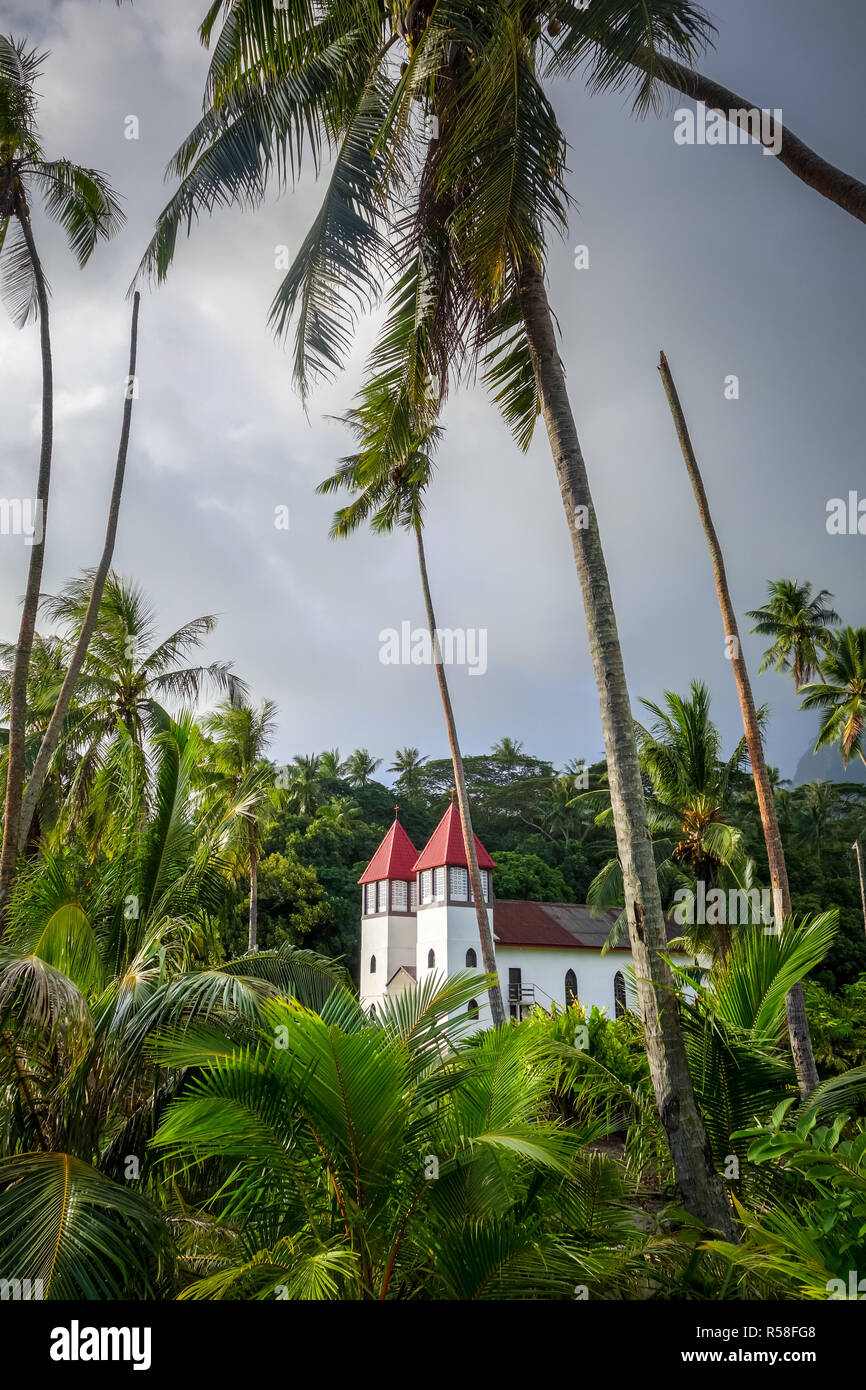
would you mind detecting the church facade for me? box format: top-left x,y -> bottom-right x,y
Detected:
358,805 -> 664,1030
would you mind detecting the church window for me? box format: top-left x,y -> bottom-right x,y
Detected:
370,955 -> 376,974
467,999 -> 479,1020
377,880 -> 388,913
427,948 -> 436,969
391,879 -> 407,911
450,867 -> 469,900
410,879 -> 417,910
614,971 -> 627,1019
365,883 -> 376,915
466,947 -> 477,968
565,969 -> 578,1005
421,870 -> 433,903
434,867 -> 446,899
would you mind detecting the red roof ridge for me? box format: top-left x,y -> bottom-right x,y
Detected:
358,815 -> 420,884
413,801 -> 495,872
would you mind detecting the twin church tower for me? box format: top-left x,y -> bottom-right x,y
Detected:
358,801 -> 496,1024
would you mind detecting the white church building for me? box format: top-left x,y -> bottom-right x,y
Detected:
358,805 -> 679,1030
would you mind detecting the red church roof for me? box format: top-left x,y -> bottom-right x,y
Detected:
358,815 -> 419,884
413,801 -> 496,872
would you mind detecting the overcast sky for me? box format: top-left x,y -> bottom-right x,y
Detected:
1,0 -> 864,784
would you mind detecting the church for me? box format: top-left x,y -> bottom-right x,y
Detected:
358,803 -> 678,1030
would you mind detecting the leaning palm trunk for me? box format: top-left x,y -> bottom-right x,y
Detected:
630,49 -> 866,228
0,209 -> 53,920
516,262 -> 734,1238
16,294 -> 142,854
853,838 -> 866,937
658,349 -> 819,1097
414,521 -> 506,1027
248,822 -> 258,953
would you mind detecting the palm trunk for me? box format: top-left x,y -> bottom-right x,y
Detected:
0,208 -> 53,923
632,49 -> 866,227
658,350 -> 819,1097
17,293 -> 142,853
248,822 -> 258,953
853,838 -> 866,936
414,521 -> 506,1027
517,261 -> 735,1238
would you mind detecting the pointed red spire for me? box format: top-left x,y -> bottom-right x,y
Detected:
358,815 -> 420,883
413,801 -> 495,872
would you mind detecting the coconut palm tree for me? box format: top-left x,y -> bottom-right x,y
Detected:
202,696 -> 281,952
343,749 -> 382,788
318,375 -> 506,1025
491,736 -> 525,769
747,579 -> 839,690
35,571 -> 246,770
137,0 -> 735,1234
589,683 -> 750,963
658,354 -> 820,1094
318,748 -> 346,780
15,295 -> 142,858
551,12 -> 866,228
0,711 -> 351,1295
0,36 -> 124,914
281,753 -> 324,816
800,627 -> 866,770
388,746 -> 427,800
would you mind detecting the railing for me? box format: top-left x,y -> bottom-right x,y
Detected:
508,984 -> 536,1005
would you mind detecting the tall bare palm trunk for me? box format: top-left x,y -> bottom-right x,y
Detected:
517,262 -> 734,1237
248,822 -> 258,953
853,838 -> 866,936
414,521 -> 506,1027
631,49 -> 866,227
0,209 -> 53,922
17,294 -> 142,854
658,349 -> 819,1097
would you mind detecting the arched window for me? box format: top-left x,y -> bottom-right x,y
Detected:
369,1002 -> 376,1018
370,955 -> 376,975
614,971 -> 626,1019
427,948 -> 436,968
467,999 -> 479,1020
565,969 -> 577,1006
465,947 -> 477,968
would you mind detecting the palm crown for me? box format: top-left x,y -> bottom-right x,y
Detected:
138,1 -> 714,433
0,35 -> 123,326
747,579 -> 839,689
799,627 -> 866,770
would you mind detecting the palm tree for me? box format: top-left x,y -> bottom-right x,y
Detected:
388,746 -> 427,800
0,37 -> 124,915
796,781 -> 841,869
0,711 -> 350,1294
282,754 -> 323,816
319,390 -> 506,1025
36,571 -> 246,759
318,748 -> 346,780
15,295 -> 142,858
343,748 -> 382,788
747,579 -> 839,689
150,977 -> 638,1300
800,627 -> 866,770
658,352 -> 819,1095
638,683 -> 747,954
590,683 -> 750,963
138,0 -> 734,1234
315,796 -> 363,831
491,736 -> 525,769
202,696 -> 281,952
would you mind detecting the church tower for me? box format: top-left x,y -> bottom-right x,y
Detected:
413,800 -> 496,1029
358,812 -> 419,1015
